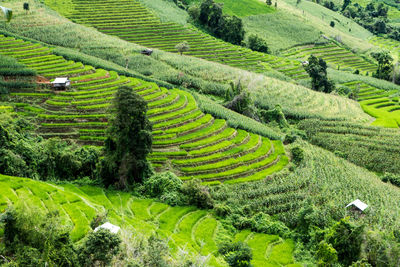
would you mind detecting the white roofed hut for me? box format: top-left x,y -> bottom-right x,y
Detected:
346,199 -> 368,213
94,222 -> 121,234
51,77 -> 70,90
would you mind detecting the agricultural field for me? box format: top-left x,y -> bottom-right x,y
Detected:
369,36 -> 400,60
283,42 -> 377,74
0,0 -> 371,122
343,80 -> 400,128
298,119 -> 400,175
185,0 -> 275,17
43,0 -> 310,81
0,54 -> 36,93
2,0 -> 400,264
0,174 -> 300,266
0,34 -> 288,185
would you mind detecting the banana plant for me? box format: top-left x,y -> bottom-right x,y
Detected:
0,6 -> 13,22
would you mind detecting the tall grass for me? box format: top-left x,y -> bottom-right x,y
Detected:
243,11 -> 320,52
213,140 -> 400,231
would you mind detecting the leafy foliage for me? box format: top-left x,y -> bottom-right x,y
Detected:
224,80 -> 258,120
218,241 -> 253,267
100,86 -> 153,188
78,228 -> 121,266
192,0 -> 245,45
175,41 -> 190,55
0,113 -> 100,181
246,34 -> 269,53
0,204 -> 78,266
304,55 -> 335,93
371,51 -> 393,81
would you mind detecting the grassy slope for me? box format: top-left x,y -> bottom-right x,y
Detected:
149,0 -> 375,52
136,0 -> 190,25
186,0 -> 275,17
243,11 -> 321,52
272,0 -> 375,52
0,0 -> 369,121
0,34 -> 290,184
215,141 -> 400,232
0,174 -> 300,267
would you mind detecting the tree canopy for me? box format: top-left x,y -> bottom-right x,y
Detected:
304,55 -> 335,93
100,86 -> 153,189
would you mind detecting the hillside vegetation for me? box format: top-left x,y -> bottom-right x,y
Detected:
0,0 -> 370,122
0,34 -> 288,185
2,0 -> 400,265
0,174 -> 299,266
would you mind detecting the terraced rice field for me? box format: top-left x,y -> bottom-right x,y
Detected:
44,0 -> 309,81
0,34 -> 289,185
282,43 -> 377,74
0,174 -> 300,267
370,36 -> 400,60
343,81 -> 400,128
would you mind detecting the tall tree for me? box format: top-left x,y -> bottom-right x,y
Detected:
100,86 -> 153,188
371,51 -> 393,81
199,0 -> 213,24
304,55 -> 335,93
341,0 -> 351,11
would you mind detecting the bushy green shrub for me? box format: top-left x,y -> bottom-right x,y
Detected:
251,212 -> 291,238
144,172 -> 183,198
381,172 -> 400,187
0,204 -> 78,266
218,241 -> 253,267
214,204 -> 232,217
316,240 -> 338,265
78,228 -> 121,266
181,179 -> 214,209
291,146 -> 304,165
246,34 -> 269,53
0,113 -> 100,181
325,218 -> 364,265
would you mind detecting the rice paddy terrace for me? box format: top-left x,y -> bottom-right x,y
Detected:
370,36 -> 400,59
0,34 -> 288,185
343,81 -> 400,128
44,0 -> 309,81
282,43 -> 377,74
0,174 -> 300,267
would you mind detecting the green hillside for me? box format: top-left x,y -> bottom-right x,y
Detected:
0,34 -> 288,185
0,174 -> 299,266
43,0 -> 309,81
1,0 -> 400,265
186,0 -> 275,17
0,0 -> 371,122
283,42 -> 377,74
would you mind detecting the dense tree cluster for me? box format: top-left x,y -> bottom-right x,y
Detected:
0,113 -> 99,181
189,0 -> 245,45
0,204 -> 121,266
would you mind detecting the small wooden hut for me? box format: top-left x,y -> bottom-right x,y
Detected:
51,77 -> 70,90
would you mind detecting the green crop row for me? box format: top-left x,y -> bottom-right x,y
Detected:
153,119 -> 226,146
181,140 -> 284,181
180,138 -> 272,173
